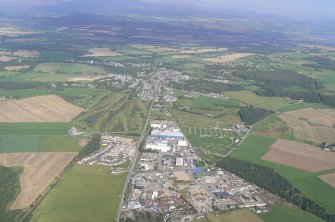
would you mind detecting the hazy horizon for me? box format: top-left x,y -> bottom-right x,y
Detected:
0,0 -> 334,20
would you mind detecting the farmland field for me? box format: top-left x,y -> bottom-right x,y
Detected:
232,135 -> 335,213
224,91 -> 291,110
31,164 -> 126,222
204,53 -> 254,63
0,122 -> 72,135
283,108 -> 335,127
280,113 -> 335,143
0,152 -> 77,209
34,63 -> 106,74
0,95 -> 84,122
319,173 -> 335,188
206,209 -> 263,222
260,205 -> 324,222
261,139 -> 335,172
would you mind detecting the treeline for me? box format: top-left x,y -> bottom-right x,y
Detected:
306,56 -> 335,71
239,107 -> 273,125
76,134 -> 101,160
233,69 -> 322,90
0,167 -> 23,222
217,157 -> 335,222
171,79 -> 244,93
120,211 -> 163,222
255,89 -> 335,107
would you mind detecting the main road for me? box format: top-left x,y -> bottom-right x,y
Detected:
115,101 -> 154,222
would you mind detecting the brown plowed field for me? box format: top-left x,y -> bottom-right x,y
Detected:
283,108 -> 335,127
261,139 -> 335,173
0,95 -> 84,122
204,53 -> 254,63
0,152 -> 77,209
279,114 -> 335,144
319,173 -> 335,188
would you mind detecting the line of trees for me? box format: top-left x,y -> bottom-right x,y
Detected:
76,134 -> 101,160
217,157 -> 335,222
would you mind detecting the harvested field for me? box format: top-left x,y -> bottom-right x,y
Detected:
283,108 -> 335,127
319,173 -> 335,188
180,47 -> 227,54
0,56 -> 16,62
174,171 -> 193,181
0,152 -> 77,209
68,75 -> 106,82
205,53 -> 254,63
12,50 -> 39,58
279,114 -> 335,143
0,95 -> 84,122
261,139 -> 335,173
171,55 -> 191,59
4,65 -> 29,71
83,48 -> 123,57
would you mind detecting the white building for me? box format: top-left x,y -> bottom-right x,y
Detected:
178,140 -> 188,147
175,157 -> 184,166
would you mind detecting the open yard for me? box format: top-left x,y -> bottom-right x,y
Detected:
206,209 -> 263,222
0,152 -> 77,209
261,139 -> 335,173
0,95 -> 84,122
31,164 -> 126,222
319,173 -> 335,188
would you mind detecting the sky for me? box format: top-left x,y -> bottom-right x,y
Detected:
1,0 -> 334,19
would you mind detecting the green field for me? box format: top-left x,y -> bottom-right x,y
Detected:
260,205 -> 324,222
0,135 -> 80,153
107,97 -> 149,135
39,136 -> 81,152
171,96 -> 241,128
231,135 -> 335,213
34,63 -> 106,74
0,122 -> 72,135
225,91 -> 291,110
2,72 -> 75,82
31,164 -> 126,222
0,89 -> 49,98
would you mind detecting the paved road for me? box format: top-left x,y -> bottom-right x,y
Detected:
115,101 -> 153,222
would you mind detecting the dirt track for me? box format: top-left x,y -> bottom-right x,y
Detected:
0,152 -> 77,209
262,139 -> 335,172
0,95 -> 84,122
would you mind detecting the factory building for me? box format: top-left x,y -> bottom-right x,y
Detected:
151,129 -> 184,140
146,140 -> 171,152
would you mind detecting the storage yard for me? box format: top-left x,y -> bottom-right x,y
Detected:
78,135 -> 135,172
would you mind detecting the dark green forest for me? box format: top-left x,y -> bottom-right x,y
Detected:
0,166 -> 23,222
239,107 -> 274,125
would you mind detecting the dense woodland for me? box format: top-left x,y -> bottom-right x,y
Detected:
171,79 -> 243,93
0,167 -> 23,222
239,107 -> 274,125
217,157 -> 335,222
